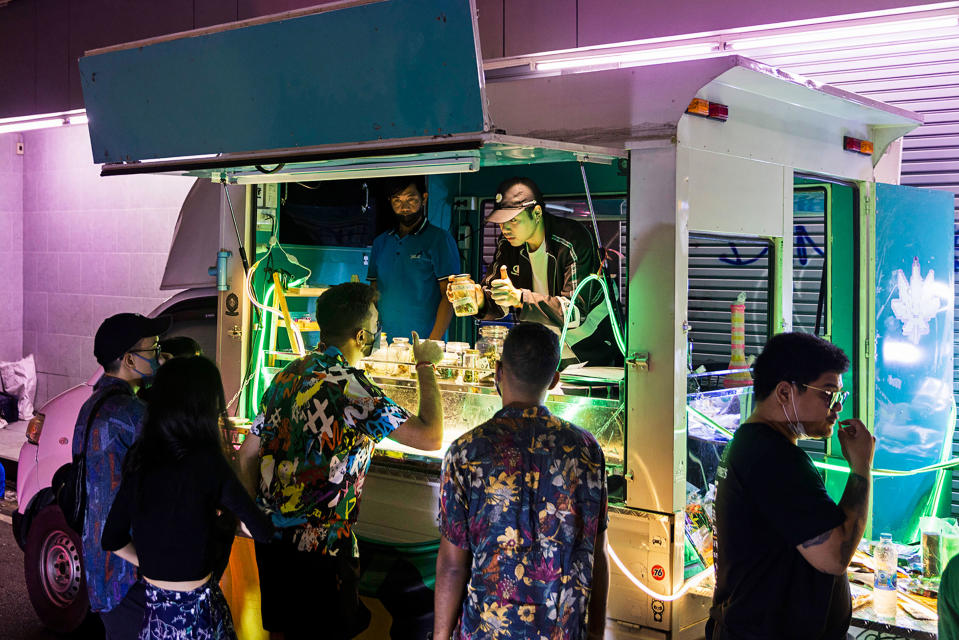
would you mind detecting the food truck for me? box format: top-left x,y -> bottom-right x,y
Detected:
16,0 -> 955,637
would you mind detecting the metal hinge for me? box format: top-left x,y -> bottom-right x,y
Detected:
625,352 -> 649,371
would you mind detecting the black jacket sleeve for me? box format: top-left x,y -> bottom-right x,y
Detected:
215,454 -> 275,543
101,477 -> 134,551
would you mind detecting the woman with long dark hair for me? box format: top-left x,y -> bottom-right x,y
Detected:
102,356 -> 274,640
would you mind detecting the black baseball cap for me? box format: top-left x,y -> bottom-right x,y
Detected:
94,313 -> 172,366
487,178 -> 544,224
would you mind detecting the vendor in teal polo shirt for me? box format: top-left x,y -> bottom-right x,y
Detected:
367,176 -> 461,341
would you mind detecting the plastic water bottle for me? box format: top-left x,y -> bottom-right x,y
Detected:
874,533 -> 898,619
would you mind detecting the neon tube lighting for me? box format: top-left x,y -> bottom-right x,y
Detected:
140,153 -> 219,163
0,118 -> 66,135
68,115 -> 89,126
535,43 -> 718,71
0,108 -> 84,125
0,108 -> 88,134
607,542 -> 713,602
229,158 -> 480,184
727,15 -> 959,50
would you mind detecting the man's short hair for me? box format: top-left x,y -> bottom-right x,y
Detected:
384,176 -> 426,199
103,358 -> 123,375
500,322 -> 559,392
160,336 -> 202,359
752,332 -> 850,401
315,283 -> 378,342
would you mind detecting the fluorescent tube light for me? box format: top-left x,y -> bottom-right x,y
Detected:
140,153 -> 219,163
0,118 -> 66,135
228,157 -> 480,185
728,15 -> 959,50
0,108 -> 89,134
535,42 -> 719,71
68,114 -> 89,126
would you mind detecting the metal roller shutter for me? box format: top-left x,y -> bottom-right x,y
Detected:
757,43 -> 959,513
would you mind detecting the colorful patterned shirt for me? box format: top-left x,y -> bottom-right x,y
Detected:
251,346 -> 411,555
439,405 -> 608,640
72,375 -> 143,612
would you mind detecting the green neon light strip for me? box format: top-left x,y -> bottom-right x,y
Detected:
248,283 -> 275,417
558,273 -> 626,356
685,405 -> 959,478
247,270 -> 311,417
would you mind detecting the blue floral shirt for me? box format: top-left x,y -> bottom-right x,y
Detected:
439,405 -> 608,640
71,376 -> 143,612
251,346 -> 411,555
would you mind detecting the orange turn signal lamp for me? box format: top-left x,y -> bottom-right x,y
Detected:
26,413 -> 45,445
686,98 -> 729,122
843,136 -> 874,155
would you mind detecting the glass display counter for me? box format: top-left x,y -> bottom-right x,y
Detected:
684,370 -> 754,575
370,374 -> 625,475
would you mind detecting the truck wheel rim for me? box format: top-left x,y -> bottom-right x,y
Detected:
40,530 -> 82,607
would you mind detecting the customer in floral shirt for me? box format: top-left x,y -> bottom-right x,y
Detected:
434,322 -> 609,640
236,282 -> 444,639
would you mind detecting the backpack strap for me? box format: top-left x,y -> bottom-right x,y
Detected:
77,385 -> 133,459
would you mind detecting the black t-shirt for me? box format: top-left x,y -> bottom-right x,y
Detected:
707,423 -> 850,640
102,448 -> 275,582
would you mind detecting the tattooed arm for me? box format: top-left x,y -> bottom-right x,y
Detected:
797,419 -> 875,575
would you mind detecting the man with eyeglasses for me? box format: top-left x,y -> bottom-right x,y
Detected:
707,332 -> 876,640
72,312 -> 170,638
367,176 -> 460,341
237,282 -> 444,639
450,176 -> 621,366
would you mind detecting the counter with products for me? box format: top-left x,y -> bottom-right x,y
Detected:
367,371 -> 625,474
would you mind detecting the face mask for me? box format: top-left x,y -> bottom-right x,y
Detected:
780,393 -> 807,438
396,210 -> 424,228
132,352 -> 160,385
359,330 -> 376,357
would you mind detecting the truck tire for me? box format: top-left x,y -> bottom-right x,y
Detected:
23,504 -> 90,633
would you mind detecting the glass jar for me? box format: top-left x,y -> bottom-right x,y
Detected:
462,348 -> 480,384
449,274 -> 479,316
437,353 -> 459,380
445,341 -> 469,355
389,337 -> 411,377
476,325 -> 508,370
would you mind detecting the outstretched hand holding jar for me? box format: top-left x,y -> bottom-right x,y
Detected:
446,273 -> 485,317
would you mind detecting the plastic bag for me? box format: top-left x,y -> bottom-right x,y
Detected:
0,354 -> 37,421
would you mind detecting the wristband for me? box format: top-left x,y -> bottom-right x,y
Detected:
415,361 -> 435,370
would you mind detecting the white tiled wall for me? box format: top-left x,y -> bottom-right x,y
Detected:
20,125 -> 193,405
0,134 -> 24,364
